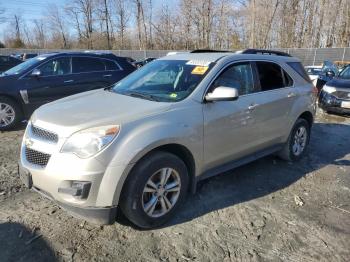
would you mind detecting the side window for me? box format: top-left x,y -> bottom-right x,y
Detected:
72,57 -> 105,73
287,62 -> 312,83
210,62 -> 255,95
0,56 -> 9,62
102,59 -> 121,71
256,61 -> 293,91
38,57 -> 71,76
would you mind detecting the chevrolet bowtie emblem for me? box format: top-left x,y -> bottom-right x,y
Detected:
25,138 -> 34,148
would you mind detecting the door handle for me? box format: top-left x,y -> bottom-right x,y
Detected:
247,103 -> 259,111
287,92 -> 296,98
64,80 -> 74,83
103,74 -> 112,77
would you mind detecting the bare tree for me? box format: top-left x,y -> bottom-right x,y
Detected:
47,4 -> 69,48
115,0 -> 130,49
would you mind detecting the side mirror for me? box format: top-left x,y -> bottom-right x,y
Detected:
205,86 -> 239,102
31,68 -> 41,77
325,70 -> 335,78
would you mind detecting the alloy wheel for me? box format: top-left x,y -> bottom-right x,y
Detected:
0,103 -> 15,127
142,167 -> 181,218
292,126 -> 307,156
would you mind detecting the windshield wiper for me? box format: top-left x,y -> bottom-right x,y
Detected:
124,91 -> 160,102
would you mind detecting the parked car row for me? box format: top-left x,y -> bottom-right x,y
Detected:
16,49 -> 317,228
305,61 -> 350,115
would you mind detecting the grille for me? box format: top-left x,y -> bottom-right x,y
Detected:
333,91 -> 350,100
31,125 -> 58,143
25,147 -> 51,167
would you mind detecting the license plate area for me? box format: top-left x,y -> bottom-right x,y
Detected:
18,165 -> 33,188
341,101 -> 350,109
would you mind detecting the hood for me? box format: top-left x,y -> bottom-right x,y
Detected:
31,89 -> 172,137
326,78 -> 350,89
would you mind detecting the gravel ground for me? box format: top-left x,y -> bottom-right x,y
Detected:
0,110 -> 350,262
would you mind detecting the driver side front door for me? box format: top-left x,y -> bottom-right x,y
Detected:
203,61 -> 261,171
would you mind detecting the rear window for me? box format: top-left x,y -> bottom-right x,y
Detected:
72,57 -> 105,73
287,62 -> 312,83
256,61 -> 293,91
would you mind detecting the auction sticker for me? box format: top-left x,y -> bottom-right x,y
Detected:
191,66 -> 209,75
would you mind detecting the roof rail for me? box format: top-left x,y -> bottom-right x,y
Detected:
190,49 -> 230,53
238,49 -> 291,57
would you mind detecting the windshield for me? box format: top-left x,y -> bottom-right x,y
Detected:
3,56 -> 46,75
111,60 -> 214,102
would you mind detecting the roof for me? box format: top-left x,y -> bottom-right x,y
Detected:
37,51 -> 117,58
159,51 -> 299,64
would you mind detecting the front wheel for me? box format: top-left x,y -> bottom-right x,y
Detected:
278,118 -> 310,161
0,97 -> 23,131
120,151 -> 189,229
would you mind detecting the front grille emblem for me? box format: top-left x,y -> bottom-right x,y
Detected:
25,138 -> 34,148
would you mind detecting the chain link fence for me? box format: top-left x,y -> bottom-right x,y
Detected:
1,48 -> 350,66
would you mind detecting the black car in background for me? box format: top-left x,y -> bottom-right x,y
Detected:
0,55 -> 22,73
319,65 -> 350,114
315,61 -> 339,92
0,52 -> 135,130
134,57 -> 156,68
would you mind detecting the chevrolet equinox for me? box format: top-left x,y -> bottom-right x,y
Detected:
19,49 -> 316,228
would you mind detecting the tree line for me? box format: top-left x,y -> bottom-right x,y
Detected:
0,0 -> 349,50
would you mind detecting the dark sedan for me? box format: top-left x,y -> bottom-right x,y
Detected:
0,52 -> 135,130
318,65 -> 350,114
0,55 -> 22,73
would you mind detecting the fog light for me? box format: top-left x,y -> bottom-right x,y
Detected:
58,181 -> 91,199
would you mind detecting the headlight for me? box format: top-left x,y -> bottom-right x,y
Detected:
322,85 -> 336,94
61,125 -> 120,158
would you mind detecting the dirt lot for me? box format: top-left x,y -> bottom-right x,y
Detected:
0,110 -> 349,262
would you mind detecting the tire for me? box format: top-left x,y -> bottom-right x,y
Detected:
278,118 -> 310,162
0,96 -> 23,131
120,151 -> 189,229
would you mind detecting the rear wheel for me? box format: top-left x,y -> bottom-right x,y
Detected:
278,118 -> 310,161
120,151 -> 189,229
0,97 -> 23,131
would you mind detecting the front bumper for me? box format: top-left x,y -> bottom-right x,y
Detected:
18,122 -> 135,225
318,91 -> 350,115
18,161 -> 118,224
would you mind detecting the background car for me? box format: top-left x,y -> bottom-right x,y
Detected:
0,52 -> 136,130
318,64 -> 350,114
0,55 -> 22,73
305,65 -> 322,84
315,61 -> 339,92
134,57 -> 156,68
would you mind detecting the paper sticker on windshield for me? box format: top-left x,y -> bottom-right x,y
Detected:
170,93 -> 178,98
186,60 -> 211,67
191,66 -> 209,75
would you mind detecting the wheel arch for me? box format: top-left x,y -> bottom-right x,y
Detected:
0,93 -> 25,114
298,111 -> 314,128
129,143 -> 196,193
109,142 -> 197,206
